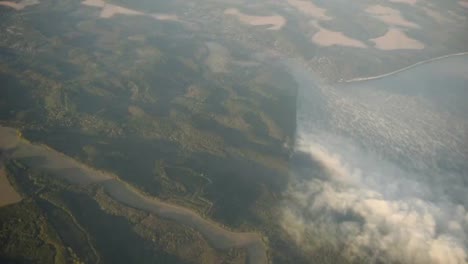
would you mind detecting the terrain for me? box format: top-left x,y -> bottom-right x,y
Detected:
0,0 -> 467,263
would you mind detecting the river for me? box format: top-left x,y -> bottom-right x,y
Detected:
0,126 -> 268,264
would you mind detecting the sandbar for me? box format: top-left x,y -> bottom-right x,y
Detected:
103,180 -> 267,264
0,165 -> 21,207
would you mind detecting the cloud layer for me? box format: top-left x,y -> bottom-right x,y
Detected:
283,135 -> 467,263
281,57 -> 468,263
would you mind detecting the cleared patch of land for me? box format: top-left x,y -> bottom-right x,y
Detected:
366,5 -> 419,28
370,28 -> 424,50
311,23 -> 367,48
99,5 -> 142,18
224,8 -> 286,30
82,0 -> 179,21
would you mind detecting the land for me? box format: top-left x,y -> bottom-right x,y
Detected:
0,0 -> 300,263
370,28 -> 425,50
0,164 -> 21,207
0,0 -> 466,263
224,8 -> 286,31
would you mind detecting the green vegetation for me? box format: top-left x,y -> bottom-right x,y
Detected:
0,158 -> 251,263
0,200 -> 69,264
0,0 -> 312,263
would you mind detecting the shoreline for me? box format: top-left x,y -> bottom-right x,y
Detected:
341,52 -> 468,83
0,164 -> 22,207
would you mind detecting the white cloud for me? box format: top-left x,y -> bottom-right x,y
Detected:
282,135 -> 467,264
281,42 -> 468,264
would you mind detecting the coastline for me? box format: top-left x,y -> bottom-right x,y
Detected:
341,52 -> 468,83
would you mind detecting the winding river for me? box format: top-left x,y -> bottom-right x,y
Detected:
0,126 -> 268,264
